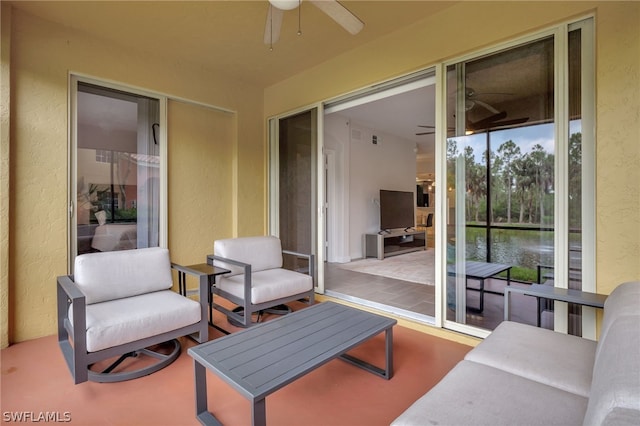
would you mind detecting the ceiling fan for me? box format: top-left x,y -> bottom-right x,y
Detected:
416,87 -> 528,135
264,0 -> 364,46
416,112 -> 529,136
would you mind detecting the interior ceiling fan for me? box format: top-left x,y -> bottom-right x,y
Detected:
416,87 -> 529,135
264,0 -> 364,46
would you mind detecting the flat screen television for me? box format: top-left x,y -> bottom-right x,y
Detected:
379,189 -> 415,231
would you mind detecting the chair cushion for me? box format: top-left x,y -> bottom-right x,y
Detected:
74,247 -> 173,304
217,268 -> 313,305
71,290 -> 201,353
465,321 -> 597,397
214,236 -> 283,275
390,360 -> 588,426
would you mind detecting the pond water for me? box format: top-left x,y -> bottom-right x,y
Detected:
460,227 -> 582,281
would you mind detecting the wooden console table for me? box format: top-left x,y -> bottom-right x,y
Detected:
365,229 -> 426,260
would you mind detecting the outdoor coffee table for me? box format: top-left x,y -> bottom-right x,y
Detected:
188,301 -> 397,426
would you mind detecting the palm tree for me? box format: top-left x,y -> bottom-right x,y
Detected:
497,140 -> 522,224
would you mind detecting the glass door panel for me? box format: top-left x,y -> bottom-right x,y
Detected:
75,82 -> 160,256
445,36 -> 556,330
272,109 -> 318,279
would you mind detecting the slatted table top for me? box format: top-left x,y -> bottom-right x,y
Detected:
448,260 -> 512,279
188,301 -> 396,401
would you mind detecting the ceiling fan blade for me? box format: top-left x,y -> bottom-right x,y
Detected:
309,0 -> 364,35
468,111 -> 507,130
473,99 -> 501,115
418,125 -> 436,129
264,5 -> 284,45
488,117 -> 530,127
416,131 -> 435,135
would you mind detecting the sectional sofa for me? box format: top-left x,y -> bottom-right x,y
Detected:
391,281 -> 640,425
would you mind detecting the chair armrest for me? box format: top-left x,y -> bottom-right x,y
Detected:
282,250 -> 315,278
57,275 -> 87,382
57,274 -> 85,302
207,254 -> 252,305
171,263 -> 211,300
206,254 -> 251,271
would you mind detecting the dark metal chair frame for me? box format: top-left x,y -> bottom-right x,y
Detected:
206,250 -> 315,328
57,263 -> 209,384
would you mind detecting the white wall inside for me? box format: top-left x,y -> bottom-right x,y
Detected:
325,113 -> 417,261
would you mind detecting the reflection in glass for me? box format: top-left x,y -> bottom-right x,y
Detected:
76,84 -> 160,255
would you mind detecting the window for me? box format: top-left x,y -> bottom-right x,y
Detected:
442,19 -> 594,336
71,78 -> 166,263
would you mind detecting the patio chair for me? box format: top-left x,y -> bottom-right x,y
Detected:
207,236 -> 315,328
57,247 -> 209,384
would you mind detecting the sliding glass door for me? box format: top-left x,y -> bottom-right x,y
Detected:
442,19 -> 594,336
269,107 -> 322,291
70,77 -> 166,267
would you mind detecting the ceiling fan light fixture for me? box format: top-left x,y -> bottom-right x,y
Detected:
269,0 -> 300,11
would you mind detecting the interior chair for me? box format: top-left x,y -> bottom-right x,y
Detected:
426,213 -> 433,227
207,236 -> 315,328
57,247 -> 209,384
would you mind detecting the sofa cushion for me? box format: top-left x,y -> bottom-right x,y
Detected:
583,315 -> 640,426
217,268 -> 313,304
73,247 -> 173,304
71,290 -> 201,353
390,360 -> 588,426
465,321 -> 597,397
596,281 -> 640,361
214,236 -> 283,275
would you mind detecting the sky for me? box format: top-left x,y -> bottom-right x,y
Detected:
456,120 -> 582,163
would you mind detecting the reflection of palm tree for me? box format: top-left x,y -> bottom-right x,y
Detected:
529,144 -> 553,223
497,140 -> 521,224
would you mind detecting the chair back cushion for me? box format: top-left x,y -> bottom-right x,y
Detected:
214,236 -> 283,275
73,247 -> 173,304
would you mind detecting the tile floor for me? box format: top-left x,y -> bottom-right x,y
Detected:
324,261 -> 539,331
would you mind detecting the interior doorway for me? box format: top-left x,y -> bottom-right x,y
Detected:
322,71 -> 438,323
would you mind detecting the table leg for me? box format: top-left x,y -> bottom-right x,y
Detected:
479,279 -> 485,312
252,398 -> 266,426
385,326 -> 394,380
504,287 -> 512,320
179,271 -> 185,296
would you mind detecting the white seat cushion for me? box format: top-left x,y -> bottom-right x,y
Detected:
465,321 -> 597,397
391,360 -> 588,426
71,290 -> 201,353
73,247 -> 173,304
217,268 -> 313,305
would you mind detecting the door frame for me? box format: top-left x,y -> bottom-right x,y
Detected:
268,104 -> 325,294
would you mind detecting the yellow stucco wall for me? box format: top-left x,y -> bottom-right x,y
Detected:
265,1 -> 640,297
2,1 -> 638,347
3,8 -> 265,344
